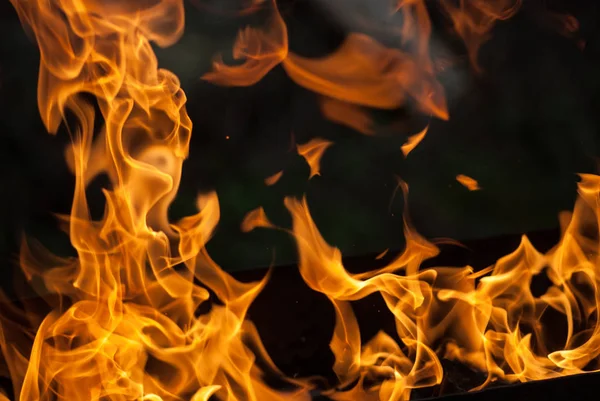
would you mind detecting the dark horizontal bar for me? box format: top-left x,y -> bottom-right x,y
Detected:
420,372 -> 598,401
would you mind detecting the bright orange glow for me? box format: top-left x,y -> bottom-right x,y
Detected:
241,207 -> 274,232
297,138 -> 334,179
3,1 -> 599,401
284,33 -> 447,119
1,0 -> 307,400
456,174 -> 481,191
202,0 -> 288,87
401,125 -> 429,157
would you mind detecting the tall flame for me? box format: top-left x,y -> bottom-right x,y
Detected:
1,0 -> 307,400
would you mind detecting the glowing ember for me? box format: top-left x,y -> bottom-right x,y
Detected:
456,174 -> 481,191
1,1 -> 599,401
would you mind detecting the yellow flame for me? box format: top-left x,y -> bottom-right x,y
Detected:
2,0 -> 308,400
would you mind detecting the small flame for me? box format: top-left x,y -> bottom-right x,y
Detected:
401,125 -> 429,157
439,0 -> 522,71
241,207 -> 275,232
297,138 -> 334,179
375,249 -> 389,260
264,170 -> 284,186
202,0 -> 288,87
456,174 -> 481,191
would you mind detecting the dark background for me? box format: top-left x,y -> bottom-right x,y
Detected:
1,0 -> 600,277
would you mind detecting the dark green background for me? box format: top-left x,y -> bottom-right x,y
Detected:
1,0 -> 600,275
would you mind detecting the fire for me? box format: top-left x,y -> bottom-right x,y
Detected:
296,138 -> 334,179
0,0 -> 306,400
1,0 -> 598,401
264,171 -> 284,186
241,207 -> 274,233
401,125 -> 429,158
319,97 -> 375,136
455,174 -> 480,191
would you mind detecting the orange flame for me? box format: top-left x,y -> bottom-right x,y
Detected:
202,0 -> 451,124
3,1 -> 600,401
375,249 -> 390,260
456,174 -> 481,191
264,170 -> 284,186
297,138 -> 334,179
319,97 -> 375,136
203,0 -> 523,128
1,0 -> 308,400
401,125 -> 429,157
241,207 -> 275,232
439,0 -> 522,71
202,0 -> 288,87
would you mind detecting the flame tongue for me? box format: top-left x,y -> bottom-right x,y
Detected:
278,171 -> 600,398
3,1 -> 309,400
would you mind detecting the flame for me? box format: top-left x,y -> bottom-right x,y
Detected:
264,170 -> 284,186
375,249 -> 390,260
296,138 -> 334,179
282,194 -> 444,400
439,0 -> 522,71
203,0 -> 523,127
239,172 -> 600,398
1,0 -> 308,400
284,33 -> 447,119
456,174 -> 481,191
436,174 -> 600,386
319,97 -> 375,136
202,0 -> 451,124
241,207 -> 275,233
401,125 -> 429,157
202,0 -> 288,87
3,1 -> 600,401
